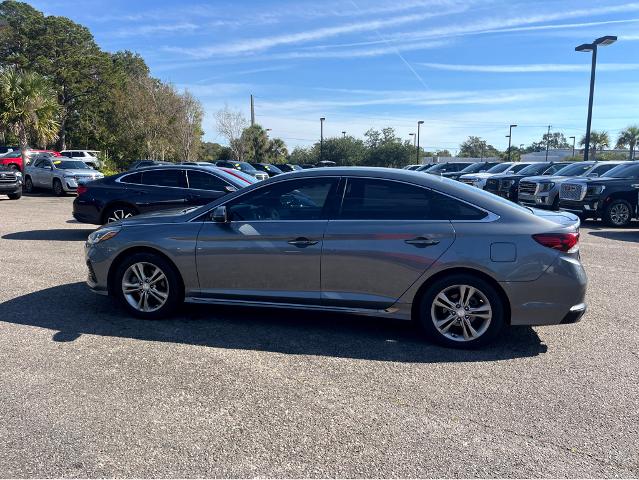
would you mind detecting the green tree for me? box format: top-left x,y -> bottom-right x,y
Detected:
616,126 -> 639,160
580,131 -> 610,159
267,137 -> 288,163
289,146 -> 315,165
241,124 -> 269,162
362,128 -> 414,167
528,132 -> 570,152
0,67 -> 59,167
459,136 -> 500,158
199,142 -> 231,161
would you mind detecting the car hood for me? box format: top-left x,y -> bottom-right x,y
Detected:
115,208 -> 193,227
521,175 -> 569,183
60,169 -> 103,177
460,172 -> 500,179
530,208 -> 580,229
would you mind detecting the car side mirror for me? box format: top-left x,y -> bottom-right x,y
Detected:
224,185 -> 237,193
211,205 -> 228,223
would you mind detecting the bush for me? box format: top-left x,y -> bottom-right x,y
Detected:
98,151 -> 121,177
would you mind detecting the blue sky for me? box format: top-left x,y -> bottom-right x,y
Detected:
32,0 -> 639,152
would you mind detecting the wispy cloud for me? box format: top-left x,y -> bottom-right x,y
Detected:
165,8 -> 464,58
112,22 -> 199,38
420,63 -> 639,73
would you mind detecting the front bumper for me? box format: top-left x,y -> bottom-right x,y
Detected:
501,253 -> 587,326
559,198 -> 601,216
0,183 -> 21,194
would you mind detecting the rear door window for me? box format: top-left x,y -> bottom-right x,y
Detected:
141,169 -> 187,188
339,178 -> 487,221
187,170 -> 228,191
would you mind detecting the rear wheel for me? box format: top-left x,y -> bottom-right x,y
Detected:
113,252 -> 182,319
52,178 -> 64,196
7,191 -> 22,200
604,199 -> 632,227
104,205 -> 137,224
417,274 -> 505,349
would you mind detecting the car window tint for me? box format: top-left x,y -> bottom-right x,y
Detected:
340,178 -> 486,221
187,170 -> 228,190
227,178 -> 337,221
141,169 -> 186,187
120,172 -> 142,184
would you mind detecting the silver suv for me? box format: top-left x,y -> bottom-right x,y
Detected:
24,155 -> 103,195
84,167 -> 586,349
518,161 -> 628,210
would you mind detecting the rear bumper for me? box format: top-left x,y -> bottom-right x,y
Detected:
73,198 -> 103,224
501,254 -> 587,326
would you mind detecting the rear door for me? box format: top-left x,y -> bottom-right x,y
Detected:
321,177 -> 458,309
127,168 -> 189,213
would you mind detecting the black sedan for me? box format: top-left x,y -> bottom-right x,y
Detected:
250,163 -> 283,177
73,165 -> 254,225
484,162 -> 571,202
444,161 -> 501,181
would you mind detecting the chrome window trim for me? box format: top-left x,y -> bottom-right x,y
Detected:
192,175 -> 499,224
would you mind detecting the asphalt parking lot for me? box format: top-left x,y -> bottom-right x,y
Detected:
1,194 -> 638,478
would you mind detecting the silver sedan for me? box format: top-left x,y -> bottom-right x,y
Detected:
84,167 -> 587,348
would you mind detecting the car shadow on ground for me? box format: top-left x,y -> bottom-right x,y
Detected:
588,229 -> 639,243
0,282 -> 549,363
2,229 -> 95,241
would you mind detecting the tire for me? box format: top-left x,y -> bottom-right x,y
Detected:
7,191 -> 22,200
52,178 -> 64,196
113,252 -> 182,319
417,274 -> 505,349
103,205 -> 137,224
603,199 -> 633,228
24,176 -> 34,193
551,195 -> 559,211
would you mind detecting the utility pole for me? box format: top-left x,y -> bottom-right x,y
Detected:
416,121 -> 424,163
569,136 -> 576,157
545,125 -> 551,161
250,94 -> 255,126
507,124 -> 517,162
320,117 -> 325,162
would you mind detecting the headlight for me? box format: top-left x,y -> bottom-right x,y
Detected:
539,182 -> 555,192
87,226 -> 120,245
586,185 -> 605,196
501,179 -> 515,188
15,171 -> 22,178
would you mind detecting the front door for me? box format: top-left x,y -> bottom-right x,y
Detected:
195,177 -> 339,304
321,177 -> 457,309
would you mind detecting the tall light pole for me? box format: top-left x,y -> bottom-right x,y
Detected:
416,121 -> 424,163
506,124 -> 517,162
569,136 -> 576,157
576,35 -> 617,162
320,117 -> 325,162
544,125 -> 551,161
342,131 -> 346,138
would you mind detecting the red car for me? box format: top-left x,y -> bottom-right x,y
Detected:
0,149 -> 61,172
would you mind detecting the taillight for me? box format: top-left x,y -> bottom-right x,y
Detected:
76,185 -> 88,196
532,232 -> 579,253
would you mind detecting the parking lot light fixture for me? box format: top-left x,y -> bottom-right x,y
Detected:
576,35 -> 617,162
342,131 -> 346,138
417,121 -> 424,163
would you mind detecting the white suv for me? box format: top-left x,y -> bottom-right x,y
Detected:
60,150 -> 101,168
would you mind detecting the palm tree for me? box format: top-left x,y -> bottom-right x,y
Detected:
0,67 -> 60,167
616,126 -> 639,160
579,131 -> 610,160
268,137 -> 288,162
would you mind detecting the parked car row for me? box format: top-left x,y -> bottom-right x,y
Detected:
422,160 -> 639,227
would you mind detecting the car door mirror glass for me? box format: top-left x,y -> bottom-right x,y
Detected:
211,206 -> 228,223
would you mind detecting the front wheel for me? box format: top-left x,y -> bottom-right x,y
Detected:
7,191 -> 22,200
113,253 -> 182,319
417,274 -> 505,349
52,178 -> 64,196
23,176 -> 34,193
604,199 -> 633,227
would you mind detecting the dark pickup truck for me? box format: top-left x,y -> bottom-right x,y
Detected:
484,162 -> 571,202
558,162 -> 639,227
0,166 -> 22,199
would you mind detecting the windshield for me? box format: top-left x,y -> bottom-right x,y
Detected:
517,163 -> 550,176
604,163 -> 639,178
553,163 -> 594,177
425,163 -> 448,172
510,163 -> 533,173
262,164 -> 283,174
237,162 -> 258,174
486,163 -> 512,174
461,163 -> 491,173
53,160 -> 92,169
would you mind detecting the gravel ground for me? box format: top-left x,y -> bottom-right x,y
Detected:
0,193 -> 638,478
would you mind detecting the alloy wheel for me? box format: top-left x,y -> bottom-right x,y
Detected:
430,284 -> 492,342
121,262 -> 169,313
107,209 -> 134,223
609,203 -> 630,226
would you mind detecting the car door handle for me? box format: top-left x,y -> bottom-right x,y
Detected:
405,236 -> 440,247
287,237 -> 319,247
